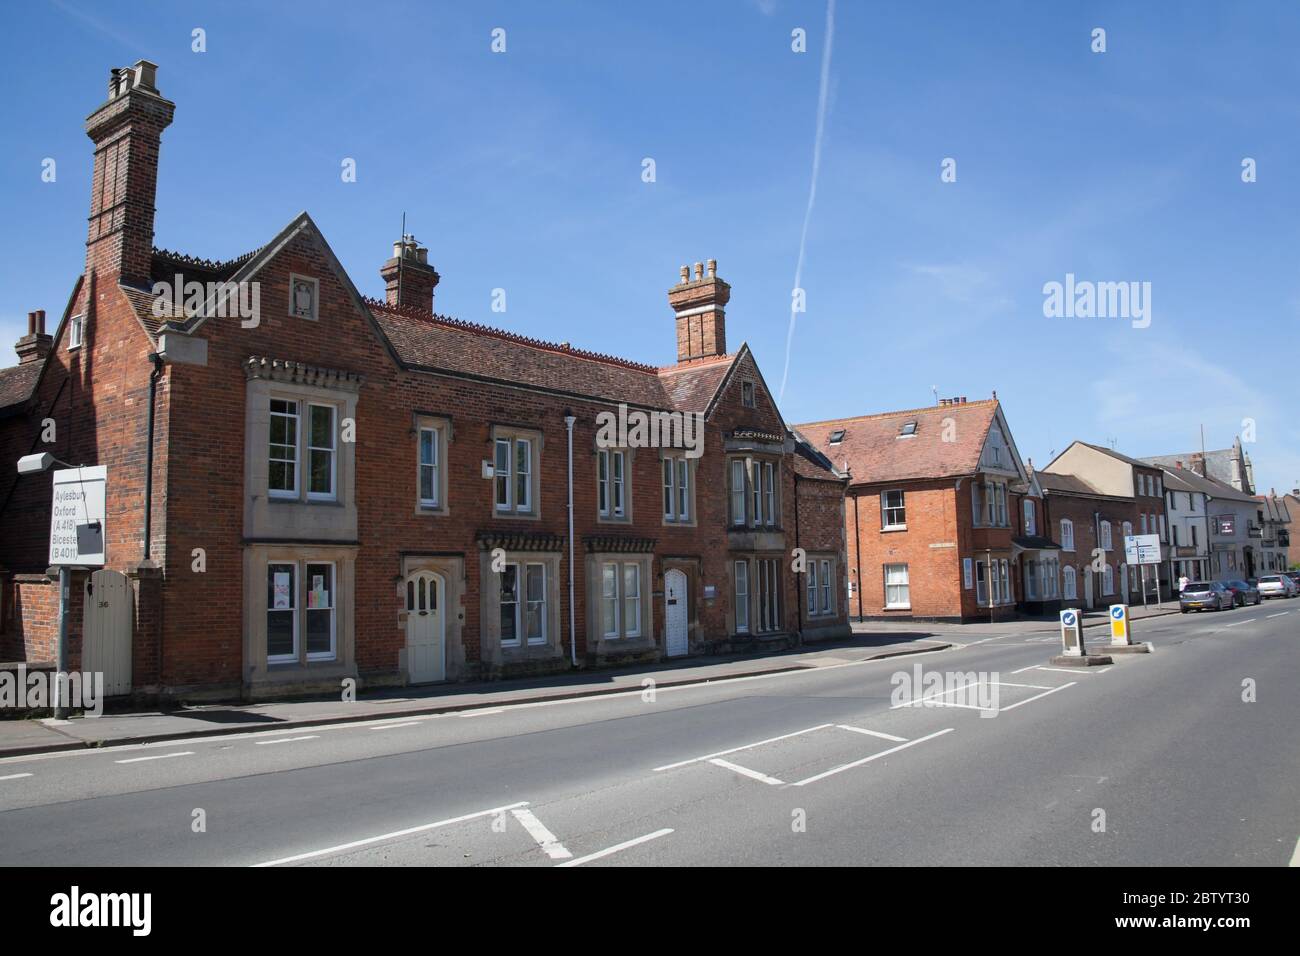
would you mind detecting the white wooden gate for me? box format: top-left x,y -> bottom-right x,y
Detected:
82,569 -> 132,696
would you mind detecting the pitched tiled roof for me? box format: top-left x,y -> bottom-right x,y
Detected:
1078,442 -> 1160,471
1036,471 -> 1106,496
795,400 -> 998,485
371,298 -> 741,412
790,429 -> 845,481
1158,466 -> 1256,503
0,362 -> 41,412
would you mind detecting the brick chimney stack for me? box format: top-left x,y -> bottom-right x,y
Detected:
15,311 -> 52,365
380,236 -> 440,312
84,60 -> 175,287
668,259 -> 729,364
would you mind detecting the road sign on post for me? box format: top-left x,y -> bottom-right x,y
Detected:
1109,603 -> 1131,646
49,466 -> 107,567
1059,608 -> 1083,657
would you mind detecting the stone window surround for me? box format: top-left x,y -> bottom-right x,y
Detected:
399,553 -> 467,682
585,552 -> 655,656
804,553 -> 838,618
660,450 -> 697,527
244,358 -> 361,543
594,445 -> 633,524
727,453 -> 783,529
478,548 -> 563,668
243,543 -> 357,688
413,412 -> 453,517
731,552 -> 785,635
491,423 -> 544,521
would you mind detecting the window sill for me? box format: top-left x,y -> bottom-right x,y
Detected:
881,525 -> 907,533
883,605 -> 911,611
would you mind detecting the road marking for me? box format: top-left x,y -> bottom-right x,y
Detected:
0,773 -> 33,781
253,800 -> 530,867
1267,611 -> 1290,619
369,722 -> 420,731
791,728 -> 955,787
457,708 -> 505,718
1031,666 -> 1108,676
1223,619 -> 1255,627
709,758 -> 784,786
254,735 -> 320,746
998,682 -> 1076,712
510,807 -> 572,860
115,751 -> 194,764
836,724 -> 908,742
653,723 -> 835,772
555,828 -> 673,867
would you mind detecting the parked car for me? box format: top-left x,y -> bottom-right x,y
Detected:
1226,579 -> 1262,606
1180,581 -> 1234,612
1256,575 -> 1298,599
1285,570 -> 1300,589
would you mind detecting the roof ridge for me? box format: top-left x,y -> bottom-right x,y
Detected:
153,245 -> 267,273
656,353 -> 737,374
364,295 -> 659,374
797,398 -> 998,429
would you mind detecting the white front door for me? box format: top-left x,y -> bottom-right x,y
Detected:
405,571 -> 445,683
1084,568 -> 1094,608
83,569 -> 132,696
664,569 -> 688,657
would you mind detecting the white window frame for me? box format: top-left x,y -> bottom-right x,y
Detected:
306,402 -> 337,501
500,564 -> 522,647
267,561 -> 298,664
1061,518 -> 1075,551
763,461 -> 776,526
976,561 -> 988,604
68,313 -> 84,350
806,560 -> 818,615
599,449 -> 626,519
1023,499 -> 1036,535
525,562 -> 547,645
268,399 -> 301,500
304,560 -> 337,661
882,489 -> 906,530
884,563 -> 910,609
601,563 -> 620,638
494,434 -> 536,515
734,561 -> 750,633
1063,565 -> 1077,599
731,459 -> 747,526
418,425 -> 441,508
1100,520 -> 1113,551
1000,560 -> 1010,604
819,559 -> 832,614
1103,563 -> 1115,595
623,563 -> 641,638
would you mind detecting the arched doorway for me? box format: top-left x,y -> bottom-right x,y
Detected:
664,569 -> 688,657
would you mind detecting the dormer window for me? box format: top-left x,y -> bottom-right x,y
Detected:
898,421 -> 917,438
829,429 -> 845,445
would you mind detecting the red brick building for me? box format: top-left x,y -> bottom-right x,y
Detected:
797,396 -> 1034,623
0,61 -> 848,700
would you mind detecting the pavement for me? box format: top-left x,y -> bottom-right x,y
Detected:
0,629 -> 952,758
0,601 -> 1294,867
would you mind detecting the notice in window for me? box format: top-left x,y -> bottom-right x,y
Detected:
309,575 -> 327,608
273,572 -> 292,609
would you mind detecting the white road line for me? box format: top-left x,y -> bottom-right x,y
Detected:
1224,619 -> 1255,628
708,758 -> 784,786
0,772 -> 33,781
457,708 -> 505,718
836,724 -> 907,742
115,751 -> 194,764
555,828 -> 673,868
1267,611 -> 1290,619
1033,666 -> 1108,675
510,807 -> 573,860
254,735 -> 320,746
1290,836 -> 1300,867
791,728 -> 955,787
653,723 -> 834,772
1010,664 -> 1040,674
252,800 -> 530,867
369,721 -> 420,731
997,682 -> 1076,712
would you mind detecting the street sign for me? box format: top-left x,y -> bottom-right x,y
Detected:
1109,603 -> 1131,645
1059,608 -> 1083,657
1123,533 -> 1162,566
48,466 -> 107,566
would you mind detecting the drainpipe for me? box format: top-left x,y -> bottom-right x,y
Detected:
852,491 -> 863,620
564,413 -> 577,667
143,352 -> 164,562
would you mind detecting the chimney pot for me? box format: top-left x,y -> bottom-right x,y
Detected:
36,310 -> 45,333
693,262 -> 703,281
668,258 -> 730,364
707,259 -> 717,278
380,236 -> 440,312
26,312 -> 35,335
679,265 -> 689,283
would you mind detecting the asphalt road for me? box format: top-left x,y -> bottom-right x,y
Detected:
1,604 -> 1297,867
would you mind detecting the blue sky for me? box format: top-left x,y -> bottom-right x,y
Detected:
2,0 -> 1298,492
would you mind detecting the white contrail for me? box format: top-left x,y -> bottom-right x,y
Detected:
779,0 -> 836,403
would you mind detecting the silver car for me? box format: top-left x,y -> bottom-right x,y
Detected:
1256,575 -> 1297,599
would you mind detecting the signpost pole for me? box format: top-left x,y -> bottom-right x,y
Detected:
54,566 -> 70,720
